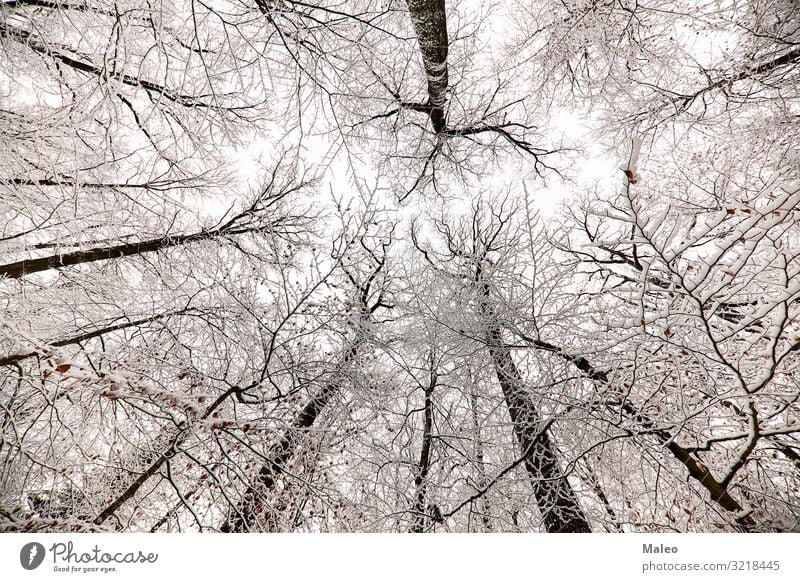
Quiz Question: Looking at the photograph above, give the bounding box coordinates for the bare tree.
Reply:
[219,200,395,531]
[3,0,798,534]
[410,197,592,532]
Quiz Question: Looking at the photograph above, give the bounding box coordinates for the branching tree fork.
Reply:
[412,201,592,532]
[220,211,395,532]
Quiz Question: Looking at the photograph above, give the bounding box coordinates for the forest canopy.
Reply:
[1,0,798,533]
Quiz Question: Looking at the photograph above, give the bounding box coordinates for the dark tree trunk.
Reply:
[0,232,203,279]
[93,385,241,526]
[218,243,389,532]
[219,382,339,532]
[0,213,269,279]
[411,356,437,532]
[406,0,449,133]
[470,260,590,533]
[219,337,366,533]
[484,319,592,532]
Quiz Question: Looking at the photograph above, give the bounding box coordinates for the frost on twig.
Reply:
[620,134,642,187]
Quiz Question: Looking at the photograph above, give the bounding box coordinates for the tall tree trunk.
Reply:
[411,353,437,532]
[219,338,364,532]
[219,236,390,532]
[469,383,493,531]
[93,384,241,526]
[0,197,276,279]
[484,321,592,532]
[479,281,591,532]
[406,0,449,133]
[219,381,340,532]
[0,233,198,279]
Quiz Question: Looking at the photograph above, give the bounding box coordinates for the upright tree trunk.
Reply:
[220,338,363,532]
[219,382,340,532]
[523,336,755,528]
[94,385,241,526]
[479,282,591,532]
[406,0,449,133]
[411,355,437,532]
[469,384,493,531]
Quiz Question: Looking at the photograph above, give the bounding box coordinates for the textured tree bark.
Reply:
[406,0,449,133]
[219,338,363,532]
[411,357,437,532]
[478,282,591,532]
[484,322,592,532]
[219,382,340,532]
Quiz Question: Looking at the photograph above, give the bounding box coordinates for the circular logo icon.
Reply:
[20,542,46,570]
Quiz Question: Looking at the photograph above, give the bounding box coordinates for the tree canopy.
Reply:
[1,0,798,533]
